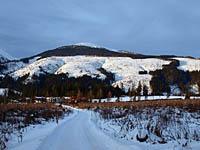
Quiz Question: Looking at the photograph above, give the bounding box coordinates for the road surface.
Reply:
[37,110,140,150]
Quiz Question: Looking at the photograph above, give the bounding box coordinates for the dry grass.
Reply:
[0,103,60,113]
[0,103,65,124]
[72,99,200,109]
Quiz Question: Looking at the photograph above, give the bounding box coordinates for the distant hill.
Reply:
[20,44,178,62]
[0,44,200,99]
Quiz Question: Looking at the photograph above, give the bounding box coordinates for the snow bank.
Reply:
[7,112,77,150]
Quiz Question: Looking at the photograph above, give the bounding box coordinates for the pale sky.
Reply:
[0,0,200,58]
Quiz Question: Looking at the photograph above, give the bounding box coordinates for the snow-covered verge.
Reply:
[5,107,200,150]
[7,111,76,150]
[92,107,200,150]
[0,104,72,150]
[6,109,138,150]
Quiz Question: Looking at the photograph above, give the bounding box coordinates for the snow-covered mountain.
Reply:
[1,44,200,94]
[0,55,8,63]
[12,56,170,92]
[0,49,14,63]
[74,42,103,48]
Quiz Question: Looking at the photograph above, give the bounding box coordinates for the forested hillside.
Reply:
[0,45,200,100]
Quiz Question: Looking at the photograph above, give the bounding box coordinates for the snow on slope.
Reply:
[13,57,65,80]
[0,55,8,63]
[55,56,106,79]
[74,42,102,48]
[73,43,118,52]
[174,57,200,71]
[103,58,170,91]
[12,56,170,91]
[3,57,40,75]
[0,49,14,61]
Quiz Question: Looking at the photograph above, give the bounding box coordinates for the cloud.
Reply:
[0,0,200,58]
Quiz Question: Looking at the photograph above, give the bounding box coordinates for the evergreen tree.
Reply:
[137,82,142,100]
[131,83,137,101]
[143,85,148,99]
[107,91,112,102]
[120,82,124,92]
[166,85,171,98]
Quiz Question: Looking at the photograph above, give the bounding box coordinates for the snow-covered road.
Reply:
[37,110,140,150]
[9,109,200,150]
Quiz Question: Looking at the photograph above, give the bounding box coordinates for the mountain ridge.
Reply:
[18,44,184,63]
